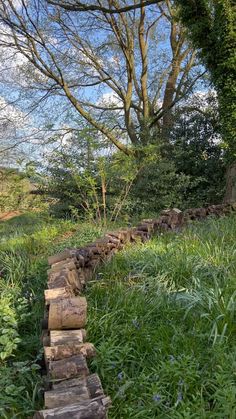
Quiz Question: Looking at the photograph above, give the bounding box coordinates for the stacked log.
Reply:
[34,256,111,418]
[35,202,236,417]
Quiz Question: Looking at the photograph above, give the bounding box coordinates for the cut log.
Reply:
[48,270,82,292]
[47,260,77,275]
[33,397,111,419]
[44,374,104,408]
[50,330,86,347]
[48,297,87,330]
[44,342,96,362]
[44,288,74,305]
[44,385,89,409]
[48,250,76,266]
[86,374,104,399]
[52,374,102,392]
[47,274,69,290]
[49,354,89,381]
[41,330,50,347]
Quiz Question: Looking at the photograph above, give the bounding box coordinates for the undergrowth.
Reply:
[87,215,236,418]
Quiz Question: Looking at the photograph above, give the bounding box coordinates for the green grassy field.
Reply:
[0,213,236,418]
[87,215,236,418]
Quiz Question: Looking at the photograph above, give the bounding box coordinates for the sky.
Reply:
[0,0,210,167]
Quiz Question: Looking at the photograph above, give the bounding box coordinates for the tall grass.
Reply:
[87,215,236,418]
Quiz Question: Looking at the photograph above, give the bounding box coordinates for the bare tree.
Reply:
[0,0,203,156]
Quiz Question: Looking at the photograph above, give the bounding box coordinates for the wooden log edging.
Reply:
[34,203,236,418]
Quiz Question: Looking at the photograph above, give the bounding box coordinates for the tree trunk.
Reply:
[223,163,236,203]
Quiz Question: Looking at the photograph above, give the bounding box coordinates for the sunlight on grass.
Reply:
[87,215,236,418]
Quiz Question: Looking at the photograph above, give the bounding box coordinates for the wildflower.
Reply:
[132,319,140,329]
[117,372,123,381]
[153,394,161,403]
[169,355,175,363]
[175,391,183,406]
[177,392,183,402]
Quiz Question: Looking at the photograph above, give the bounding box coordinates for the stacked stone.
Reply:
[34,203,235,418]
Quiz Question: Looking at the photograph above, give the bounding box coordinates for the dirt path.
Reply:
[0,211,22,221]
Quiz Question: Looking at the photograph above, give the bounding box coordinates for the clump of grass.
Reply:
[87,215,236,418]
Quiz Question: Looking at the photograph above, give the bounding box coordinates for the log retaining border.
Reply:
[34,203,236,418]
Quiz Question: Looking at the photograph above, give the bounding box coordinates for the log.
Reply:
[49,355,89,381]
[44,374,104,408]
[45,385,89,409]
[44,343,96,362]
[47,274,69,290]
[51,259,77,271]
[105,234,121,245]
[44,288,74,305]
[33,397,111,419]
[41,330,50,347]
[47,260,77,275]
[48,250,76,266]
[50,330,86,347]
[48,270,82,292]
[48,297,87,330]
[52,374,102,392]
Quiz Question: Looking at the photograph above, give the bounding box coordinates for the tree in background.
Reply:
[0,0,204,157]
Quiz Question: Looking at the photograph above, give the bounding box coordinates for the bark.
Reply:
[49,354,89,381]
[48,297,87,330]
[223,163,236,203]
[44,288,74,305]
[44,343,96,362]
[44,374,104,408]
[50,330,86,346]
[33,396,111,419]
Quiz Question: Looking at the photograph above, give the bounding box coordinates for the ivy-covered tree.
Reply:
[175,0,236,161]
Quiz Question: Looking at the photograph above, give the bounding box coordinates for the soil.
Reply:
[0,211,22,221]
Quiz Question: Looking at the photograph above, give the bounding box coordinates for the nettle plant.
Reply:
[0,297,21,361]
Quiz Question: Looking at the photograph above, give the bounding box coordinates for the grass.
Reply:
[87,215,236,418]
[1,212,236,418]
[0,212,105,418]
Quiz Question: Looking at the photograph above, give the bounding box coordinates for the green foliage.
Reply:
[45,132,139,222]
[87,214,236,418]
[46,104,225,220]
[0,168,45,213]
[176,0,236,159]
